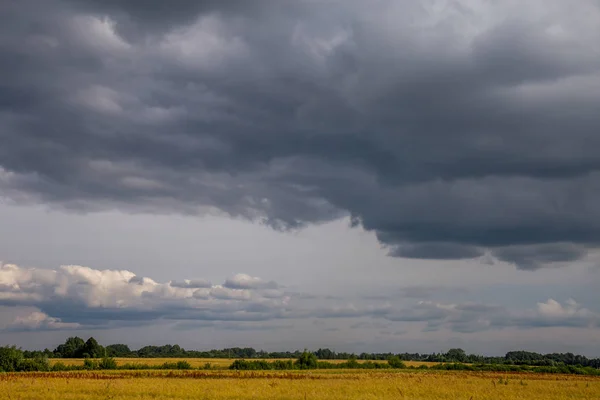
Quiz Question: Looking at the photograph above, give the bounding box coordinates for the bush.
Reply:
[160,361,192,370]
[229,359,250,370]
[176,361,192,370]
[18,358,50,372]
[52,362,69,372]
[388,356,406,369]
[0,346,24,372]
[272,360,294,370]
[295,351,318,370]
[98,357,118,370]
[229,359,274,370]
[83,358,99,370]
[344,356,359,369]
[359,361,389,369]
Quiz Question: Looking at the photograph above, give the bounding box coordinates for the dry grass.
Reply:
[1,369,599,399]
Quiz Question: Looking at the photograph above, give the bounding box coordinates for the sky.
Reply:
[1,0,600,357]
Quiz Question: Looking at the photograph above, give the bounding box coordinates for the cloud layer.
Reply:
[2,0,600,268]
[0,262,291,330]
[2,262,597,334]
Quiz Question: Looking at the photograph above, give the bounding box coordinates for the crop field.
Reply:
[48,357,436,369]
[1,369,599,399]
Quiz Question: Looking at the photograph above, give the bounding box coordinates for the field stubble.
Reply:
[1,369,599,399]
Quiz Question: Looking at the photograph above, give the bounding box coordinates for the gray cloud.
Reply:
[0,262,292,329]
[223,274,279,290]
[362,285,470,301]
[1,0,600,268]
[2,262,597,333]
[4,311,81,332]
[170,279,212,289]
[491,243,589,270]
[389,243,485,260]
[316,298,599,333]
[349,321,390,330]
[174,320,295,331]
[403,299,600,332]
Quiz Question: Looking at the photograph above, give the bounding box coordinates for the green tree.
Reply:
[295,350,318,369]
[82,337,105,358]
[106,344,132,357]
[98,357,118,370]
[54,336,85,358]
[388,356,406,369]
[445,348,467,363]
[0,346,24,372]
[346,355,360,368]
[315,348,335,359]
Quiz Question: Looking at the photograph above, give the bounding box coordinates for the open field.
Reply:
[49,358,436,369]
[1,370,599,399]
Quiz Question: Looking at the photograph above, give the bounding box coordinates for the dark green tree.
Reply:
[295,350,318,369]
[0,346,24,372]
[388,356,406,368]
[82,337,105,358]
[53,336,85,358]
[315,348,336,359]
[105,344,133,357]
[445,348,467,363]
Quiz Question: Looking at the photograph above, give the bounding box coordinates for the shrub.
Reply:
[98,357,118,370]
[388,356,406,369]
[295,351,318,370]
[272,360,294,370]
[229,359,249,370]
[0,346,24,372]
[52,362,69,372]
[345,356,359,369]
[360,361,389,369]
[176,361,192,370]
[18,358,50,372]
[229,359,274,370]
[317,361,335,369]
[159,361,192,370]
[83,358,99,370]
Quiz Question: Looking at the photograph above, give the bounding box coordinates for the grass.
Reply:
[1,369,599,399]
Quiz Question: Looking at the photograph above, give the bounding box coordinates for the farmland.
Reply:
[3,343,599,398]
[1,369,599,399]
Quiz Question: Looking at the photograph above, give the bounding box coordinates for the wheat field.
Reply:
[1,369,598,399]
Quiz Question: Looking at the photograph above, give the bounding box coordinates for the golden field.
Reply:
[0,370,599,399]
[48,357,435,369]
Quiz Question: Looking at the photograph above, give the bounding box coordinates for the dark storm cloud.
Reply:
[491,243,590,270]
[65,0,275,30]
[2,0,600,268]
[389,243,485,260]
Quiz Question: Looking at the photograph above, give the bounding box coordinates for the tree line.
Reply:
[15,336,600,369]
